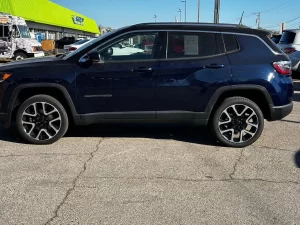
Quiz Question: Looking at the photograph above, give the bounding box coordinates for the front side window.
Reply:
[167,32,221,59]
[17,26,31,38]
[98,33,158,62]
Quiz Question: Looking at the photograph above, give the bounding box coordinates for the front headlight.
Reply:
[33,47,37,52]
[0,72,12,82]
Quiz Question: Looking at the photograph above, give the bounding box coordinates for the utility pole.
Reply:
[181,0,186,22]
[153,15,157,23]
[178,9,182,22]
[256,12,261,29]
[214,0,220,23]
[198,0,200,22]
[239,11,244,25]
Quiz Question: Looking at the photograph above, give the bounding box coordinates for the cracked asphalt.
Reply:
[1,82,300,225]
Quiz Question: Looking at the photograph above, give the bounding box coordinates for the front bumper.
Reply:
[28,52,45,58]
[269,102,293,121]
[0,113,9,128]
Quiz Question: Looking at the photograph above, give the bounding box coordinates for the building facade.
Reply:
[0,0,99,40]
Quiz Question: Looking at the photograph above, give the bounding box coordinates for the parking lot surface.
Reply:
[0,81,300,225]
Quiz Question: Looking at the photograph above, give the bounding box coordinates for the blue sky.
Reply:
[52,0,300,30]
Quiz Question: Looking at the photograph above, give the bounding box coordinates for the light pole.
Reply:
[198,0,200,22]
[153,15,157,22]
[178,9,181,22]
[181,0,186,22]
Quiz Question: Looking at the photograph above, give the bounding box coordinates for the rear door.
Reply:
[155,31,231,120]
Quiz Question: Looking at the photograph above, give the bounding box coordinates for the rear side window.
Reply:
[167,32,220,59]
[280,31,296,44]
[222,34,239,52]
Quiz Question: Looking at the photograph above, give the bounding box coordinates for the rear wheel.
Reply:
[14,52,27,61]
[16,95,69,145]
[211,97,264,148]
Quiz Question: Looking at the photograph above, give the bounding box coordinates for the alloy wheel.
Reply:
[21,102,62,141]
[218,104,259,143]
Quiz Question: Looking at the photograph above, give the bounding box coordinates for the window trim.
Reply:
[77,29,285,63]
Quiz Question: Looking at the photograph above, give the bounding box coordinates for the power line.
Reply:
[260,0,296,14]
[286,16,300,24]
[232,0,297,22]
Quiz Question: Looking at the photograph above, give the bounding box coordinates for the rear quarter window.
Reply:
[222,34,239,52]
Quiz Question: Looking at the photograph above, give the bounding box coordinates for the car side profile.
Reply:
[0,23,294,147]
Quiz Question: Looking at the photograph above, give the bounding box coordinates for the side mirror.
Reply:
[88,50,101,63]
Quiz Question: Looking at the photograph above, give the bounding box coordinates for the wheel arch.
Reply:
[8,83,79,127]
[13,49,28,57]
[207,85,274,121]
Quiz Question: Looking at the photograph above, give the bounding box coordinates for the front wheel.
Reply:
[14,52,27,61]
[211,97,264,148]
[16,95,69,144]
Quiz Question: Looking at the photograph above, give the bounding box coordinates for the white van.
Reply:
[0,12,44,60]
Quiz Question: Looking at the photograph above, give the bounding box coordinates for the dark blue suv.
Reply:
[0,23,293,147]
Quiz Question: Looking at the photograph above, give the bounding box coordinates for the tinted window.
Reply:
[271,36,281,44]
[0,26,10,38]
[167,32,220,58]
[280,31,296,44]
[223,34,239,52]
[98,33,158,62]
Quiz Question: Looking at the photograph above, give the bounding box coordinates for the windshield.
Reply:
[18,25,31,38]
[279,31,296,44]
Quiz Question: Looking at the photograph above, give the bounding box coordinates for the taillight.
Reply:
[283,47,296,54]
[69,47,77,51]
[273,61,292,75]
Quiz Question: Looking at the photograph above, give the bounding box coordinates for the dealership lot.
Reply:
[0,81,299,225]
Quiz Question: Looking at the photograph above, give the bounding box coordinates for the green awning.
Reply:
[0,0,100,34]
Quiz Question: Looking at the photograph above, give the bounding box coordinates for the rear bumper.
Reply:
[0,113,9,128]
[269,102,293,121]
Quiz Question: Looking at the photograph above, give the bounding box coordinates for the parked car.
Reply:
[64,39,95,53]
[289,51,300,72]
[112,43,145,55]
[0,23,293,147]
[55,36,76,49]
[271,34,282,44]
[278,29,300,54]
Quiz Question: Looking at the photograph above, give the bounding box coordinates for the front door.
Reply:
[76,32,162,120]
[155,31,232,120]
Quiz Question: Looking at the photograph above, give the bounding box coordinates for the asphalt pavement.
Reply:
[0,82,300,225]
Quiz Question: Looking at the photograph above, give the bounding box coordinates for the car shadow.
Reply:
[0,123,220,147]
[65,123,220,146]
[294,150,300,168]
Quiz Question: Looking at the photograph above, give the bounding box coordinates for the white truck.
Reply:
[0,12,44,60]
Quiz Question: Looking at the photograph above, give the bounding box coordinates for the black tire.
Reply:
[16,95,69,145]
[14,52,27,61]
[211,97,264,148]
